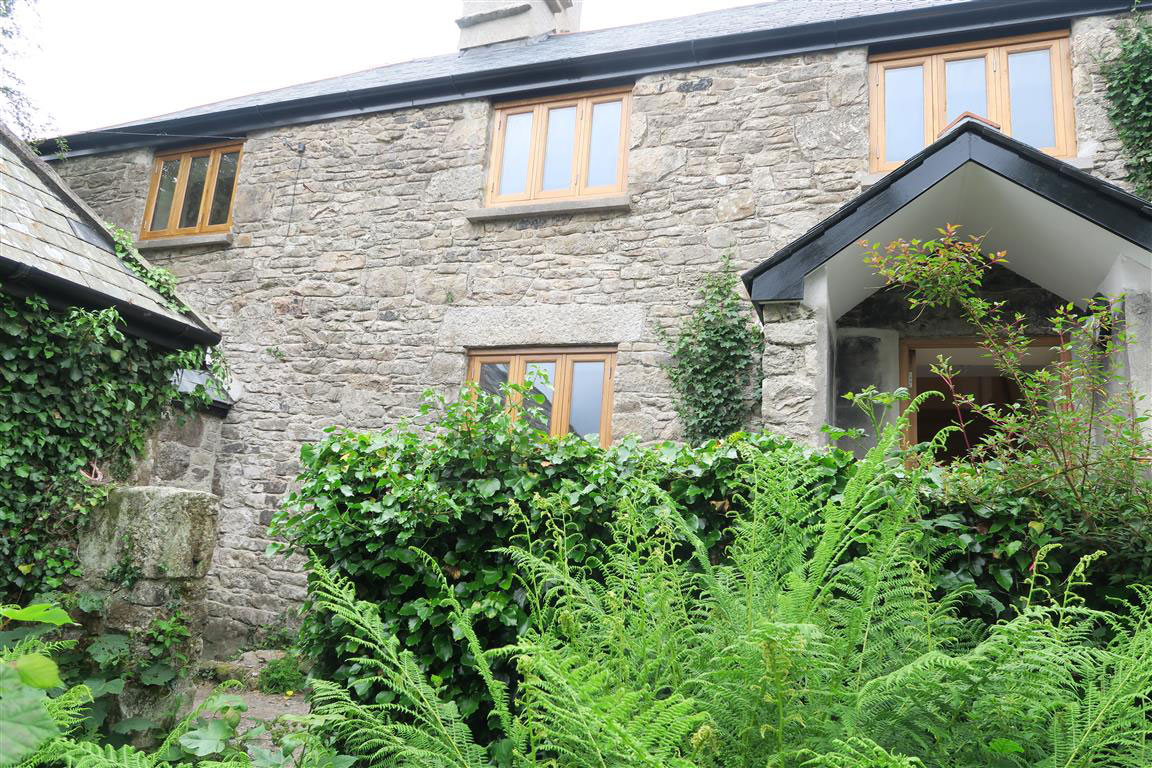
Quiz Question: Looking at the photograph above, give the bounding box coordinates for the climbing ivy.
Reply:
[0,245,222,600]
[663,257,763,443]
[1103,8,1152,198]
[106,224,186,312]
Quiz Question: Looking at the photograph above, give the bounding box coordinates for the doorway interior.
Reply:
[899,338,1060,460]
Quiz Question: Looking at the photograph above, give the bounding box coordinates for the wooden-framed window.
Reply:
[465,347,616,447]
[141,142,242,239]
[485,88,630,206]
[868,32,1075,171]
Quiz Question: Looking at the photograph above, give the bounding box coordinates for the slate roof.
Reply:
[109,0,966,126]
[0,123,220,348]
[51,0,1138,157]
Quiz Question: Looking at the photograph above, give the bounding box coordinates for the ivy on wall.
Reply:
[0,234,222,600]
[663,257,763,444]
[1104,9,1152,198]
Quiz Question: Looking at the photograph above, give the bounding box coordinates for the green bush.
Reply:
[304,421,1152,767]
[269,384,853,730]
[864,224,1152,619]
[258,654,308,695]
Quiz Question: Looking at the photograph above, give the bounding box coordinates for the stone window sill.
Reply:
[465,195,631,222]
[136,232,233,251]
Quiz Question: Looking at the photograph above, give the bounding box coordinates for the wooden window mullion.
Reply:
[166,154,192,233]
[571,99,590,196]
[526,104,547,200]
[196,150,223,231]
[552,354,572,440]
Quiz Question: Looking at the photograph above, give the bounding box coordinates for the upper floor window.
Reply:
[485,88,630,206]
[466,347,616,447]
[142,143,242,239]
[868,32,1074,171]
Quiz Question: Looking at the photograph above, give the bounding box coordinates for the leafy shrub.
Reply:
[663,256,763,443]
[2,603,348,768]
[270,383,852,730]
[304,422,1152,767]
[864,225,1152,617]
[258,654,308,695]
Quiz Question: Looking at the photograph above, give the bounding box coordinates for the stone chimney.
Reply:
[457,0,581,50]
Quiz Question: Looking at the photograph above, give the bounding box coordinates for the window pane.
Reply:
[207,151,239,226]
[541,106,577,191]
[477,362,509,398]
[945,56,987,123]
[498,111,533,196]
[1009,49,1056,147]
[884,64,925,163]
[149,159,181,231]
[567,361,605,442]
[178,155,211,229]
[586,100,622,187]
[523,361,556,432]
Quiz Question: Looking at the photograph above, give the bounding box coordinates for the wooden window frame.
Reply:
[485,87,631,206]
[897,336,1064,445]
[141,142,243,240]
[465,346,616,447]
[869,31,1075,172]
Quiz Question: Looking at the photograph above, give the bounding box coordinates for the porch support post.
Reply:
[757,268,831,445]
[1097,255,1152,441]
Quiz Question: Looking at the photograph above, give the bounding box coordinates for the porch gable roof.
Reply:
[742,121,1152,306]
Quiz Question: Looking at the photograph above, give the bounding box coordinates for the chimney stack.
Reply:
[457,0,581,50]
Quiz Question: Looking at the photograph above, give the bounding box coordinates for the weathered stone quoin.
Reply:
[50,8,1138,653]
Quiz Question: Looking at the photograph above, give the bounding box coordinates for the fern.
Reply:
[297,421,1152,767]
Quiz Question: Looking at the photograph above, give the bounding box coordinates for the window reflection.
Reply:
[523,362,557,431]
[884,64,924,163]
[568,360,605,441]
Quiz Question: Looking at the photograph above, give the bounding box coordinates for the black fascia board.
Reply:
[742,123,1152,304]
[39,0,1137,158]
[0,257,222,350]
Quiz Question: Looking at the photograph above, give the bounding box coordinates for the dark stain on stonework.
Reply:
[677,77,713,93]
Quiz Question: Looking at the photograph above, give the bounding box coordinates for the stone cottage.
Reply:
[41,0,1152,651]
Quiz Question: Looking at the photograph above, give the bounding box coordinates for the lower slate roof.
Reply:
[0,123,220,349]
[42,0,1138,158]
[741,120,1152,304]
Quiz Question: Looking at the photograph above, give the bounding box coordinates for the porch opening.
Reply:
[900,339,1059,460]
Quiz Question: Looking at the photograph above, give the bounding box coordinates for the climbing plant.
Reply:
[663,257,763,443]
[0,233,223,601]
[1104,7,1152,198]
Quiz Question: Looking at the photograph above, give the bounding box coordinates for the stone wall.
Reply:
[52,14,1132,652]
[76,487,218,734]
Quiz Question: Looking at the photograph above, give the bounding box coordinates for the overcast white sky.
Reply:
[9,0,765,135]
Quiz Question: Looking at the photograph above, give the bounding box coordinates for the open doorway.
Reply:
[900,338,1060,461]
